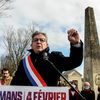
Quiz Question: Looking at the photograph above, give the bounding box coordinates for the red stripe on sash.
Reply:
[28,55,47,86]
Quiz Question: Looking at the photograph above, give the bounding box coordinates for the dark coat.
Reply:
[69,88,81,100]
[81,89,95,100]
[97,93,100,100]
[11,42,83,86]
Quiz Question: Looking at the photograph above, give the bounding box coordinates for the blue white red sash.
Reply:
[22,53,47,86]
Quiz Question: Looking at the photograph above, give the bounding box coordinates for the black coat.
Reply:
[11,42,83,86]
[97,93,100,100]
[81,89,95,100]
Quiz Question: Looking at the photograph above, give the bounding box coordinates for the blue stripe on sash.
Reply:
[23,58,38,86]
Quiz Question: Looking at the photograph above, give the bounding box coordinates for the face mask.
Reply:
[71,85,76,91]
[72,85,76,88]
[84,86,90,90]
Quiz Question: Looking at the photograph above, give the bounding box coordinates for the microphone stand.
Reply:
[46,59,86,100]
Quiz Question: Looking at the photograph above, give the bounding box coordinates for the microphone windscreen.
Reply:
[43,52,48,60]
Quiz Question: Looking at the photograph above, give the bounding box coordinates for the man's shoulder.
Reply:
[51,51,62,54]
[50,51,64,57]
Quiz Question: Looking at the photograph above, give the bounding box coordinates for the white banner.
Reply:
[0,86,69,100]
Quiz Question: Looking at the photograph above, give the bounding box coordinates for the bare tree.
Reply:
[0,0,12,16]
[1,27,33,74]
[1,23,43,74]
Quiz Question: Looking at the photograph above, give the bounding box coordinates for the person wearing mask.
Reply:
[0,68,12,85]
[11,28,83,86]
[81,82,95,100]
[69,82,80,100]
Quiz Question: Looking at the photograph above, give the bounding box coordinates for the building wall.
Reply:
[68,71,82,91]
[60,70,82,91]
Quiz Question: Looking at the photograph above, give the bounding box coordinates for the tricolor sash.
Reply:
[22,53,47,86]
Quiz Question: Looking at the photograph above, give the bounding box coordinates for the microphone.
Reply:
[43,52,49,60]
[43,52,86,100]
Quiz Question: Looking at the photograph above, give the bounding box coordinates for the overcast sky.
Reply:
[0,0,100,75]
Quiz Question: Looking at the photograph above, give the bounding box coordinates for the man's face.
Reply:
[32,34,48,53]
[2,70,10,79]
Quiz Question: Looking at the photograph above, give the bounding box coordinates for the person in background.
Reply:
[81,82,95,100]
[69,81,81,100]
[11,28,83,86]
[97,86,100,100]
[0,68,12,85]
